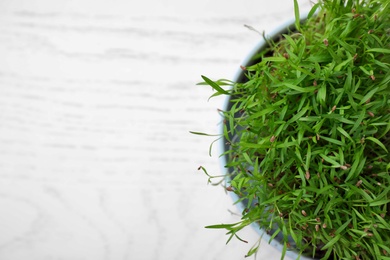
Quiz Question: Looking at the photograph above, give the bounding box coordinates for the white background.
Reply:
[0,0,313,259]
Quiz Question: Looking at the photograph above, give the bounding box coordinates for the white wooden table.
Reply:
[0,0,312,259]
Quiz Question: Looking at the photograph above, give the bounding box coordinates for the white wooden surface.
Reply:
[0,1,312,259]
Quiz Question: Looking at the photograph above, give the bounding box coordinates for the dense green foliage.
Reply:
[197,0,390,259]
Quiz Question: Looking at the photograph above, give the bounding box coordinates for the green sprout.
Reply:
[195,0,390,259]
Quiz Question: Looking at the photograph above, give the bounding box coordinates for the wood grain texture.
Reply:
[0,0,312,259]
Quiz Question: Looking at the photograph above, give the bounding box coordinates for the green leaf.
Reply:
[201,75,229,95]
[283,34,297,51]
[287,103,309,123]
[281,241,288,260]
[346,146,365,181]
[369,199,390,207]
[205,223,236,229]
[320,136,344,146]
[262,57,287,62]
[189,131,220,136]
[359,87,379,105]
[352,208,368,222]
[365,136,388,153]
[320,154,341,167]
[282,83,317,93]
[245,241,261,257]
[335,116,355,125]
[317,84,327,105]
[299,116,321,122]
[234,233,248,244]
[335,219,351,235]
[293,0,301,31]
[359,66,372,76]
[334,56,354,72]
[336,127,354,144]
[306,54,331,63]
[367,48,390,54]
[349,111,365,134]
[305,143,311,169]
[260,194,285,205]
[242,152,252,165]
[275,140,298,148]
[248,107,276,119]
[307,3,320,19]
[321,234,341,250]
[315,185,333,196]
[374,213,390,229]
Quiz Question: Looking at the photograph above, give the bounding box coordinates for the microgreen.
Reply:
[195,0,390,259]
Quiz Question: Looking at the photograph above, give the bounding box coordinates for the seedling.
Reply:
[195,0,390,259]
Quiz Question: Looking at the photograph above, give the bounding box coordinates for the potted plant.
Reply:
[193,0,390,259]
